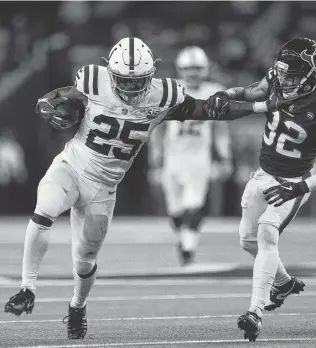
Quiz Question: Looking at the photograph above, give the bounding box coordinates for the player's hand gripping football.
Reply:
[263,181,309,207]
[206,92,230,120]
[35,93,78,130]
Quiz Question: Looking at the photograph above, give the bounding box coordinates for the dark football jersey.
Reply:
[259,88,316,177]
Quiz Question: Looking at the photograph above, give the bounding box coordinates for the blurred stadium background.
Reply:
[0,2,316,347]
[1,0,316,217]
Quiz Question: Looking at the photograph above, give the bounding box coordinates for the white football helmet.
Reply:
[106,37,157,105]
[175,46,209,87]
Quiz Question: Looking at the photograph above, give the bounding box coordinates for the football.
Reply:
[53,100,79,129]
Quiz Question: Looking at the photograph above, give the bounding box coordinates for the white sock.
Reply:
[21,220,51,292]
[70,265,98,308]
[274,260,291,287]
[180,228,199,251]
[249,249,280,316]
[243,241,291,288]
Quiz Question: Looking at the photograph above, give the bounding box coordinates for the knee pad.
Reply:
[73,259,96,276]
[257,223,279,250]
[31,213,54,228]
[183,208,204,230]
[72,242,100,268]
[240,239,258,256]
[82,214,109,244]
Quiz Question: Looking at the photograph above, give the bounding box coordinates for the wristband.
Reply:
[252,101,268,113]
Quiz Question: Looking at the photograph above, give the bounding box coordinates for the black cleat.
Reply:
[264,277,305,311]
[237,311,262,342]
[63,304,87,339]
[4,288,35,316]
[177,243,194,266]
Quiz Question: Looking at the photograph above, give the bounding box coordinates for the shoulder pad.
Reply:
[154,78,186,109]
[74,64,108,96]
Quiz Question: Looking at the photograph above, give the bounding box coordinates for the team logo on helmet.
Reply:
[300,49,316,69]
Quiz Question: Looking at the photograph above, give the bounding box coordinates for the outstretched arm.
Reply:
[165,94,261,122]
[225,76,269,102]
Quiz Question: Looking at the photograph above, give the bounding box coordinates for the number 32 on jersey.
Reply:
[263,111,307,159]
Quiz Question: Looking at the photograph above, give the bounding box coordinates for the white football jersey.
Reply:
[163,81,225,167]
[62,64,185,186]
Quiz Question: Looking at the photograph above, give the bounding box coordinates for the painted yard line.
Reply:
[1,312,315,324]
[0,278,255,287]
[2,278,316,288]
[8,337,316,348]
[1,292,316,304]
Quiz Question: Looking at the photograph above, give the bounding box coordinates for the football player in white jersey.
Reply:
[149,46,232,265]
[4,37,263,339]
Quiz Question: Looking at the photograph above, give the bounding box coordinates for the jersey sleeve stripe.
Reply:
[92,65,99,95]
[169,79,178,108]
[159,78,168,107]
[83,65,90,94]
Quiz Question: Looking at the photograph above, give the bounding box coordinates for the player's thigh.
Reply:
[71,184,116,264]
[182,174,209,210]
[35,155,79,219]
[239,176,267,242]
[161,168,183,216]
[259,191,311,233]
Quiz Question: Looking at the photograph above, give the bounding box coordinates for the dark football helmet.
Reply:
[272,37,316,100]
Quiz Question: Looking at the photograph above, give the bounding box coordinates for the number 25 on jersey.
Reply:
[86,114,149,161]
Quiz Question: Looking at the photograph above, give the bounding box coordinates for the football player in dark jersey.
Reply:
[208,37,316,341]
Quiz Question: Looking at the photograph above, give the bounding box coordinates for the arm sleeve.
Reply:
[164,95,208,121]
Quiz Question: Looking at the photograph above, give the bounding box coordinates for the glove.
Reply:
[35,95,78,130]
[205,92,230,120]
[263,181,309,207]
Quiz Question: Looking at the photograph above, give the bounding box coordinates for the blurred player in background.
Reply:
[148,46,232,266]
[4,37,257,340]
[208,37,316,342]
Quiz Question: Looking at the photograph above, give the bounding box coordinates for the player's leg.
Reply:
[179,174,209,265]
[237,171,274,341]
[64,184,115,339]
[161,169,184,232]
[5,156,79,316]
[238,171,293,301]
[262,191,309,311]
[161,169,188,264]
[239,175,310,340]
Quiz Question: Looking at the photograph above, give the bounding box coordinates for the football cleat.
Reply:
[237,311,262,342]
[4,288,35,316]
[63,304,88,339]
[177,243,194,266]
[264,276,305,311]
